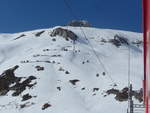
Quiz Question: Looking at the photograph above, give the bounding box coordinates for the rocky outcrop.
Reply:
[10,75,37,96]
[14,34,26,40]
[67,20,91,27]
[109,35,129,47]
[42,103,51,110]
[69,79,80,85]
[0,65,20,95]
[106,87,143,102]
[50,27,78,41]
[0,65,37,96]
[35,31,45,37]
[22,93,32,101]
[35,66,44,71]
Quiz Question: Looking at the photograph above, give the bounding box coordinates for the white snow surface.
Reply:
[0,26,143,113]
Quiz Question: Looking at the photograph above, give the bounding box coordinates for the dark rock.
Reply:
[93,93,96,96]
[35,31,45,37]
[43,49,50,52]
[132,40,143,47]
[58,67,65,71]
[106,88,128,101]
[57,87,61,91]
[132,88,143,102]
[69,79,80,85]
[102,72,106,76]
[28,76,36,80]
[0,65,19,95]
[65,71,70,74]
[20,103,26,109]
[45,61,51,63]
[52,38,56,41]
[109,35,129,47]
[96,73,99,77]
[10,76,37,96]
[93,88,99,92]
[106,88,119,95]
[51,54,61,57]
[86,60,89,63]
[115,92,128,101]
[122,87,128,92]
[81,87,85,90]
[0,66,37,98]
[109,39,121,47]
[67,20,91,27]
[106,87,143,102]
[50,27,78,41]
[52,61,55,63]
[62,48,68,51]
[114,35,129,45]
[20,102,35,109]
[0,89,9,96]
[14,34,26,40]
[35,66,44,71]
[42,103,51,110]
[22,94,32,101]
[113,83,118,87]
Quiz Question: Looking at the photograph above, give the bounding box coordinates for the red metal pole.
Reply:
[143,0,150,113]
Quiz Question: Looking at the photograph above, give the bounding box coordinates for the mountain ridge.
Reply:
[0,26,143,113]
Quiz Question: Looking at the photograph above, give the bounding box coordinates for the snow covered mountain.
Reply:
[0,26,143,113]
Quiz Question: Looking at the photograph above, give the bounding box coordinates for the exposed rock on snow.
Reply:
[0,66,37,96]
[10,76,37,96]
[20,102,35,109]
[106,87,143,102]
[35,31,45,37]
[65,71,70,74]
[0,65,20,95]
[35,66,44,71]
[56,87,61,91]
[93,88,99,92]
[69,79,80,85]
[14,34,26,40]
[109,34,129,47]
[22,93,32,101]
[132,40,143,47]
[42,103,51,110]
[50,27,78,41]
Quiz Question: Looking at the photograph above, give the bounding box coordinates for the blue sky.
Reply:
[0,0,142,33]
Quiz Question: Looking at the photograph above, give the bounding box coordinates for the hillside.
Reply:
[0,26,143,113]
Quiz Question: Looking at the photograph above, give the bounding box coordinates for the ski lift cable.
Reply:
[63,0,116,86]
[63,0,117,86]
[63,0,76,54]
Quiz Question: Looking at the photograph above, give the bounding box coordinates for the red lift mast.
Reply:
[143,0,150,113]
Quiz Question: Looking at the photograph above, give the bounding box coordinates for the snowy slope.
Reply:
[0,26,143,113]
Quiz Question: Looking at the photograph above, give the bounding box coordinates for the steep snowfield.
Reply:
[0,26,143,113]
